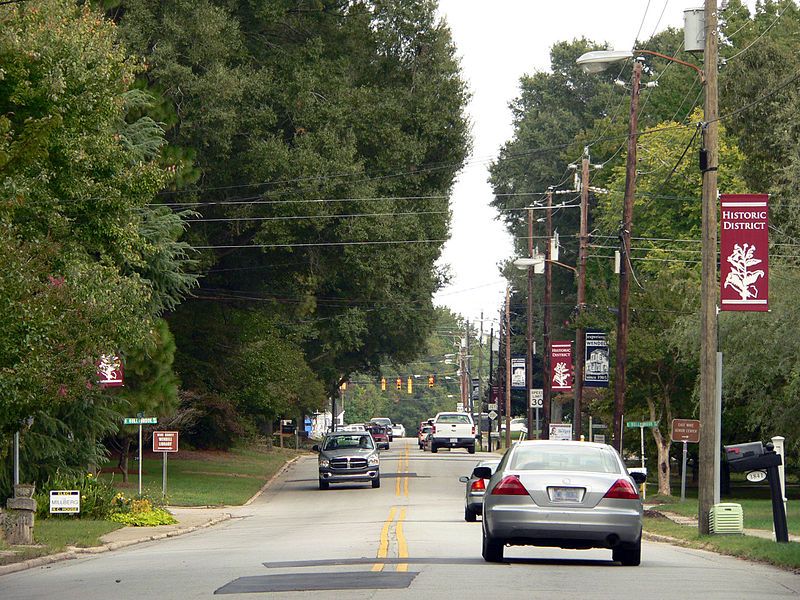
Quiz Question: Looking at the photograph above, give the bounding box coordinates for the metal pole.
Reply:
[681,441,688,502]
[138,423,143,497]
[767,464,789,543]
[466,319,472,417]
[488,326,494,452]
[640,426,645,469]
[13,431,19,486]
[542,189,553,440]
[527,207,535,439]
[505,286,512,449]
[772,436,787,519]
[613,59,641,453]
[574,151,590,441]
[478,312,484,448]
[162,451,167,497]
[699,0,720,535]
[589,416,593,443]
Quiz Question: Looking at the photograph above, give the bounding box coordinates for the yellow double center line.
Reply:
[372,506,408,572]
[373,446,411,572]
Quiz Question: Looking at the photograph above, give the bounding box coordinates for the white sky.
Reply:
[432,0,751,324]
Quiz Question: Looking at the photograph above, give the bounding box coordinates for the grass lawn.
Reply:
[100,446,303,506]
[0,519,123,567]
[644,514,800,570]
[655,498,800,535]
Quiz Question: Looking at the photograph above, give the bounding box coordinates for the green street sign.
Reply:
[626,420,659,428]
[123,417,157,425]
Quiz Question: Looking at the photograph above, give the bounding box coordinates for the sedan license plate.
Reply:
[548,487,584,503]
[450,438,458,443]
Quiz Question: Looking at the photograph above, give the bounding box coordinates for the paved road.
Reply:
[4,438,800,599]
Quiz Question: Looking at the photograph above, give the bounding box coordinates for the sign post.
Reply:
[671,419,701,502]
[153,431,179,497]
[626,420,659,500]
[124,415,157,496]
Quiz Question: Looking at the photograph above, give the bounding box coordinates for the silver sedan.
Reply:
[477,440,645,565]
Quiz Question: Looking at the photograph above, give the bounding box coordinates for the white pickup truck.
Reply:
[430,412,476,454]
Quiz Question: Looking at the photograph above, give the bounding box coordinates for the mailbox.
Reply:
[724,441,781,473]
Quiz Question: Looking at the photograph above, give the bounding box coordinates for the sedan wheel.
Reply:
[612,537,641,566]
[481,527,504,562]
[464,506,477,522]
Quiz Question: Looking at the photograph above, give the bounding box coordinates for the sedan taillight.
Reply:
[432,425,436,434]
[491,475,528,495]
[470,478,486,491]
[603,479,640,500]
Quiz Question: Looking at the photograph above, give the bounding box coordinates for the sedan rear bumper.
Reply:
[484,503,642,548]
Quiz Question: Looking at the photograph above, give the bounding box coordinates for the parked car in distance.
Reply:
[340,423,366,432]
[479,440,645,565]
[391,423,406,438]
[418,425,432,449]
[365,422,390,450]
[370,417,394,441]
[313,431,380,490]
[430,412,476,454]
[459,459,500,522]
[500,417,528,436]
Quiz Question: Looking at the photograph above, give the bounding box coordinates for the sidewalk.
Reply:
[647,507,800,542]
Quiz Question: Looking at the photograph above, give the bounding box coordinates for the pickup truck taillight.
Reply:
[471,425,476,435]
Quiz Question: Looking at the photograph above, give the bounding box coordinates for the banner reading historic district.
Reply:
[720,194,769,311]
[550,341,573,392]
[584,329,609,388]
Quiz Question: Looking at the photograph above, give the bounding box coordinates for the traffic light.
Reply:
[396,378,402,390]
[381,377,386,391]
[407,376,413,394]
[428,375,435,388]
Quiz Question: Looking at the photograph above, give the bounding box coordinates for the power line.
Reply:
[725,2,792,62]
[193,238,448,249]
[186,210,448,223]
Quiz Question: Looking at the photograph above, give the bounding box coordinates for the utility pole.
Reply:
[574,149,590,441]
[698,0,720,536]
[505,286,512,449]
[488,325,494,452]
[526,207,535,439]
[466,319,472,416]
[613,58,642,453]
[478,312,484,448]
[542,188,553,440]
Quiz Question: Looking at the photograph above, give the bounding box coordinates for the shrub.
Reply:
[108,496,176,526]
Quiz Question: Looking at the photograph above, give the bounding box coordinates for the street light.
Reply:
[577,0,718,535]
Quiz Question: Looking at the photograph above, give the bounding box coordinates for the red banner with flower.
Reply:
[97,354,124,387]
[550,341,573,392]
[720,194,769,312]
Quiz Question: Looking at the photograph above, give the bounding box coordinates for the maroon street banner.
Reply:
[720,194,769,311]
[551,341,573,392]
[97,354,124,387]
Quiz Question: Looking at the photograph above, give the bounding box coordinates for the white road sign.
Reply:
[488,410,498,421]
[529,388,543,408]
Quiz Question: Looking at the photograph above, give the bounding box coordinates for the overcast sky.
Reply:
[432,0,751,326]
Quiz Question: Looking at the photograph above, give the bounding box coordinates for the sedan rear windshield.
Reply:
[510,446,620,473]
[323,435,374,450]
[436,414,472,424]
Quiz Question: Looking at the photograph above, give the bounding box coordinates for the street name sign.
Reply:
[626,420,659,428]
[124,417,157,425]
[671,419,701,443]
[50,490,80,514]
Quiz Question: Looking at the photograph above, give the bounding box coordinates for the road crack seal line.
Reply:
[396,507,409,572]
[372,506,397,572]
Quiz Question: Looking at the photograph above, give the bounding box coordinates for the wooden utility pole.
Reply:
[505,286,512,449]
[574,150,590,441]
[542,189,553,439]
[613,59,642,453]
[478,312,484,448]
[698,0,720,536]
[526,207,535,439]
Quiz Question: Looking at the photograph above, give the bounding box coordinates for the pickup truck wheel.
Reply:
[468,445,476,454]
[481,528,503,562]
[465,506,477,522]
[372,477,381,489]
[430,444,438,453]
[318,479,329,490]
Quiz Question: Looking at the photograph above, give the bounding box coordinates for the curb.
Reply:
[0,454,301,577]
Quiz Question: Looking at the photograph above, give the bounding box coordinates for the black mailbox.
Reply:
[724,441,780,473]
[723,440,788,542]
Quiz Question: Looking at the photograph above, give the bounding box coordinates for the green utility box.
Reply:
[709,503,744,534]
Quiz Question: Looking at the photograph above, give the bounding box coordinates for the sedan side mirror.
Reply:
[629,469,647,485]
[472,466,493,479]
[458,476,470,483]
[312,444,320,452]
